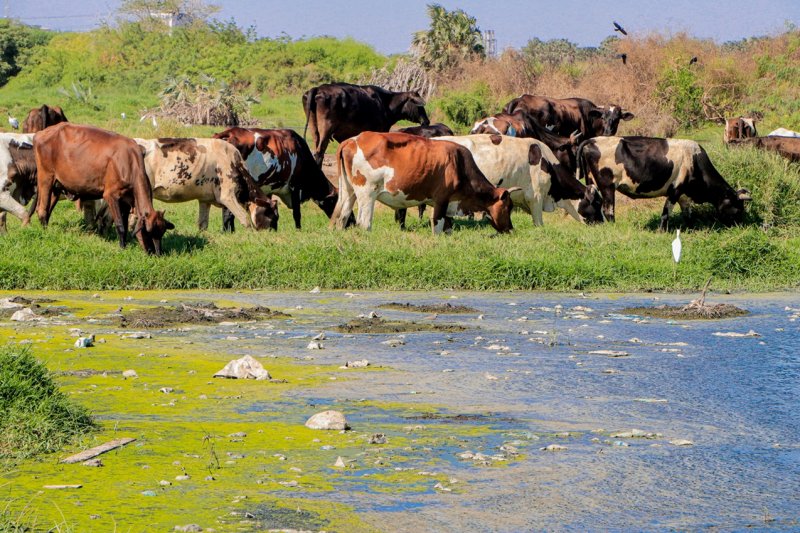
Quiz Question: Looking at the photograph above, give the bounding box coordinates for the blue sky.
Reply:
[6,0,798,54]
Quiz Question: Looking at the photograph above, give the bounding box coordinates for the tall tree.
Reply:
[411,4,484,72]
[118,0,220,27]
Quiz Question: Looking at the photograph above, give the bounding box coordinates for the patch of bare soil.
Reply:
[120,302,289,328]
[378,302,479,314]
[621,303,748,320]
[334,317,468,334]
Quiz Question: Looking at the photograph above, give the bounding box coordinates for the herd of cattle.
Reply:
[1,82,799,254]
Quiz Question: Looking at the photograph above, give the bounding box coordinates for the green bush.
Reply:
[657,64,703,128]
[0,345,95,464]
[0,19,53,86]
[435,82,492,129]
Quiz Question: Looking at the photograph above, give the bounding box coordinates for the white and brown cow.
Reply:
[135,137,278,231]
[430,134,602,226]
[0,133,37,231]
[213,127,338,229]
[332,131,516,234]
[577,136,751,230]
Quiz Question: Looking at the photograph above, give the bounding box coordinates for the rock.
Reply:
[159,480,172,486]
[213,355,271,380]
[309,286,321,294]
[122,332,152,339]
[279,480,298,487]
[141,490,157,496]
[305,410,349,430]
[669,439,694,446]
[159,387,174,394]
[381,338,405,347]
[343,359,369,368]
[613,441,629,447]
[333,456,346,468]
[204,476,215,481]
[122,369,138,379]
[228,432,247,438]
[589,350,630,357]
[306,341,324,350]
[82,459,103,467]
[74,335,95,348]
[369,433,387,444]
[175,474,190,481]
[434,482,452,492]
[173,525,202,532]
[611,429,660,439]
[312,332,326,341]
[540,444,567,452]
[10,308,40,322]
[0,298,23,310]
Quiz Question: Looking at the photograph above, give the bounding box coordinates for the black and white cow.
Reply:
[577,136,751,230]
[0,133,37,231]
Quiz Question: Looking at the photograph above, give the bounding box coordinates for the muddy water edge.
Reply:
[1,290,798,532]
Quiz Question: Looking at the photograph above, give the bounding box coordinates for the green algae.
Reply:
[1,290,528,532]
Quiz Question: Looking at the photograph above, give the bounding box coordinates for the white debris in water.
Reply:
[669,439,694,446]
[589,350,630,357]
[712,330,761,338]
[382,338,405,347]
[611,429,661,439]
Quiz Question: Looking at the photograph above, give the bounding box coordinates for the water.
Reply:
[226,290,800,531]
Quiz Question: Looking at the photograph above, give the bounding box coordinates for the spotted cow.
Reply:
[723,117,757,144]
[0,133,36,231]
[577,136,751,230]
[331,132,517,235]
[135,137,278,231]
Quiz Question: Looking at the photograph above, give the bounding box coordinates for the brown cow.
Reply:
[213,127,339,229]
[723,117,757,144]
[331,131,516,235]
[503,95,633,138]
[34,123,174,254]
[729,136,800,162]
[22,104,68,133]
[303,83,429,165]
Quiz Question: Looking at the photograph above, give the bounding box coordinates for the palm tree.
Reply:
[411,3,485,72]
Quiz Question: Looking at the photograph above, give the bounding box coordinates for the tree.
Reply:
[411,3,484,72]
[0,20,53,87]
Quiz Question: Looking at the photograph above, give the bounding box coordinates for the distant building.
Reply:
[151,11,193,30]
[483,30,497,58]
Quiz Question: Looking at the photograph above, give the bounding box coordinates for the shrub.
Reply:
[435,81,491,129]
[0,345,95,464]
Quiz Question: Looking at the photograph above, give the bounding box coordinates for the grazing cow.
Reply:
[331,131,516,235]
[503,95,633,138]
[723,117,757,144]
[729,136,800,163]
[395,123,454,138]
[303,83,430,165]
[213,127,339,229]
[34,123,174,254]
[135,137,278,231]
[22,104,68,133]
[0,133,37,231]
[428,134,602,226]
[577,136,751,230]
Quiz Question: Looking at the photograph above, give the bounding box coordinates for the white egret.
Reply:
[8,116,19,130]
[672,229,682,263]
[121,112,126,119]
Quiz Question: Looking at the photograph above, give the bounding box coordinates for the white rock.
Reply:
[309,286,321,294]
[540,444,567,452]
[0,298,23,310]
[305,410,349,430]
[344,359,369,368]
[669,439,694,446]
[74,336,94,348]
[10,308,40,322]
[213,355,271,380]
[712,330,761,338]
[306,341,324,350]
[589,350,630,357]
[159,387,174,394]
[312,332,326,341]
[333,456,346,468]
[381,338,405,347]
[122,369,138,379]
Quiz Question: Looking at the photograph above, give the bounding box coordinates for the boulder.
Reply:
[213,355,271,380]
[305,410,349,430]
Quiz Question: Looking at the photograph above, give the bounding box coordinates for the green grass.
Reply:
[0,345,96,465]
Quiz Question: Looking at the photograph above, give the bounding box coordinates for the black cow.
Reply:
[395,123,454,138]
[577,136,751,230]
[302,83,430,165]
[503,95,633,139]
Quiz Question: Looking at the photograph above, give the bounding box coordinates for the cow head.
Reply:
[314,189,340,218]
[723,117,758,144]
[589,106,634,136]
[399,91,430,126]
[248,195,279,231]
[717,188,751,224]
[134,210,174,255]
[485,187,518,233]
[577,184,605,223]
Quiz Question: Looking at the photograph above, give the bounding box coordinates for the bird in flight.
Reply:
[613,21,628,35]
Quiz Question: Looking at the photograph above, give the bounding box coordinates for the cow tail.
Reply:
[303,87,317,141]
[577,140,591,187]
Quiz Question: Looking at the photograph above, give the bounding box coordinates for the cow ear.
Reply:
[588,108,603,119]
[528,144,542,165]
[622,112,635,121]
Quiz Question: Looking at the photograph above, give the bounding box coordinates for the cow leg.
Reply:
[678,195,693,222]
[103,195,127,248]
[197,202,211,231]
[354,188,376,230]
[659,187,682,232]
[221,207,236,232]
[395,208,408,230]
[431,202,449,235]
[291,188,303,229]
[417,205,426,220]
[82,200,97,231]
[34,171,57,228]
[314,135,331,167]
[0,192,29,227]
[118,202,131,245]
[526,192,544,226]
[557,199,584,223]
[218,190,253,229]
